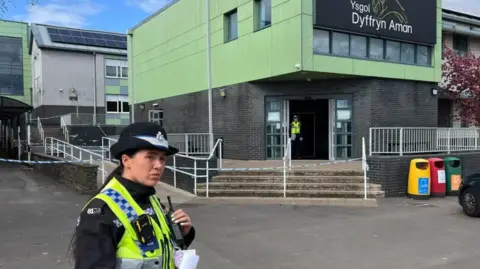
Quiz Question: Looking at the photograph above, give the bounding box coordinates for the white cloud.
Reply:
[11,0,103,28]
[128,0,171,14]
[443,0,480,17]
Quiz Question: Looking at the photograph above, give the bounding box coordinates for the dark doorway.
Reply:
[438,99,453,127]
[289,99,329,160]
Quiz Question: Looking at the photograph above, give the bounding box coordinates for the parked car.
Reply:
[459,173,480,217]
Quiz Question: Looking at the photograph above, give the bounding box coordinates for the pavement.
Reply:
[0,163,479,269]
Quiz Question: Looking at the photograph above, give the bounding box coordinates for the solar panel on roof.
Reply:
[46,26,127,50]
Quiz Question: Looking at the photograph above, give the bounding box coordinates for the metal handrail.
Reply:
[282,139,291,198]
[44,137,107,184]
[60,117,69,143]
[37,117,44,146]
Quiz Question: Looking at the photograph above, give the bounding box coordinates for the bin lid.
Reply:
[444,157,460,161]
[410,158,429,164]
[428,157,443,162]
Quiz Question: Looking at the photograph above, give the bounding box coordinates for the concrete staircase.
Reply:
[31,126,65,145]
[197,169,384,199]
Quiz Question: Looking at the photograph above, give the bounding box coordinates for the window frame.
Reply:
[105,59,128,79]
[224,9,238,43]
[254,0,272,31]
[313,28,433,67]
[105,94,129,114]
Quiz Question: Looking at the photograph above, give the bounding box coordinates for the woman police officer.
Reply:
[70,122,196,269]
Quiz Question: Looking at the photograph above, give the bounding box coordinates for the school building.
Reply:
[127,0,443,161]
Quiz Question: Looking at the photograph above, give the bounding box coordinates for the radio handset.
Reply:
[166,196,185,249]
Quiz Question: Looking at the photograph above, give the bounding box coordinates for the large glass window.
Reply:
[332,32,350,56]
[350,35,367,58]
[255,0,271,30]
[453,34,468,56]
[0,37,23,95]
[313,29,432,66]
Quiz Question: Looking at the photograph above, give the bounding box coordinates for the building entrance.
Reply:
[265,97,353,160]
[289,99,329,159]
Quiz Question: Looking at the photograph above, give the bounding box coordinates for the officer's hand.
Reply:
[171,209,192,235]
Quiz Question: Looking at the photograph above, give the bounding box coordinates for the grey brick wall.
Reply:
[134,77,438,160]
[368,152,480,197]
[162,156,218,194]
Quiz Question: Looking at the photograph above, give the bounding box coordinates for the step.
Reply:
[196,189,385,198]
[211,175,367,184]
[197,182,382,191]
[218,169,364,177]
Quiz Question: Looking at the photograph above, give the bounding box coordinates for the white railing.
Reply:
[37,117,44,146]
[60,117,69,143]
[282,138,292,198]
[100,136,223,197]
[168,133,211,155]
[61,113,130,126]
[369,127,480,155]
[44,137,108,184]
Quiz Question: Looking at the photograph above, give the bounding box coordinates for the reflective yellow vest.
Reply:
[291,121,301,134]
[87,177,176,269]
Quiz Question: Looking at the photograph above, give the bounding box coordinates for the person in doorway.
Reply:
[69,122,196,269]
[291,114,303,159]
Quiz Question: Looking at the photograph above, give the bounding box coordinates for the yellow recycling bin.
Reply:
[408,158,431,200]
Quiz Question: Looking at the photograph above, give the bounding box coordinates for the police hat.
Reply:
[110,122,179,160]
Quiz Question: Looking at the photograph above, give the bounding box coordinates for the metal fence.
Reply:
[61,113,130,126]
[369,127,480,155]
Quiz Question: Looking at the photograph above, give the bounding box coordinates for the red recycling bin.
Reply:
[428,158,446,197]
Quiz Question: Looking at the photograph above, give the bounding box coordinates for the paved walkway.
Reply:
[0,163,479,269]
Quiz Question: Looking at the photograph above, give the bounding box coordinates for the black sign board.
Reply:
[313,0,437,45]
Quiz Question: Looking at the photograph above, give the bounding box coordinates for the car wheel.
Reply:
[461,189,480,217]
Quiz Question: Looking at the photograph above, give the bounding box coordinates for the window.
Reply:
[255,0,271,30]
[332,32,349,56]
[225,10,238,42]
[400,43,415,64]
[313,30,329,54]
[453,34,468,56]
[385,41,401,62]
[350,35,367,58]
[417,45,431,65]
[105,59,128,78]
[106,95,129,113]
[0,36,23,95]
[313,29,432,66]
[149,110,164,126]
[369,38,384,60]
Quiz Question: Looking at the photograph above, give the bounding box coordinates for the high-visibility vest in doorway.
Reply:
[291,121,301,134]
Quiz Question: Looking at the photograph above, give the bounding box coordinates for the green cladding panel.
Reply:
[0,20,32,106]
[130,0,442,103]
[130,0,303,103]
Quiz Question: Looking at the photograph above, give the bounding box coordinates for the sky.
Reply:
[0,0,479,34]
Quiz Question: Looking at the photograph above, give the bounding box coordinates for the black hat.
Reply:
[110,122,179,160]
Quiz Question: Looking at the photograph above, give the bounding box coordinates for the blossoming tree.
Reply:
[441,47,480,126]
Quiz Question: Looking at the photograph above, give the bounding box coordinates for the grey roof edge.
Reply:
[36,44,127,56]
[128,0,180,34]
[442,8,480,22]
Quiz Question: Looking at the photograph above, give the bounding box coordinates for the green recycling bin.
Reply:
[444,157,462,196]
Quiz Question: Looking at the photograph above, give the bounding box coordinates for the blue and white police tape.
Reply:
[0,158,85,164]
[168,158,363,171]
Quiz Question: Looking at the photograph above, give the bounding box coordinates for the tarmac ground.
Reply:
[0,163,478,269]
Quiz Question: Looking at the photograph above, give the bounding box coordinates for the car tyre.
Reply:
[461,189,480,217]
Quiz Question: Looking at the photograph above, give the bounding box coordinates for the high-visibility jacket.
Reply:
[291,121,301,134]
[88,177,176,269]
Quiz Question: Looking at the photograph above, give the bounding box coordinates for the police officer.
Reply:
[291,114,302,159]
[70,122,196,269]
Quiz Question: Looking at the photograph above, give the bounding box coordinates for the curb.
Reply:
[186,197,378,207]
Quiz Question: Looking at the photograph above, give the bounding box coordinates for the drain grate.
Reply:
[411,202,439,208]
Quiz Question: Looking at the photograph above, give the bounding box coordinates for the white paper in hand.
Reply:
[175,249,199,269]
